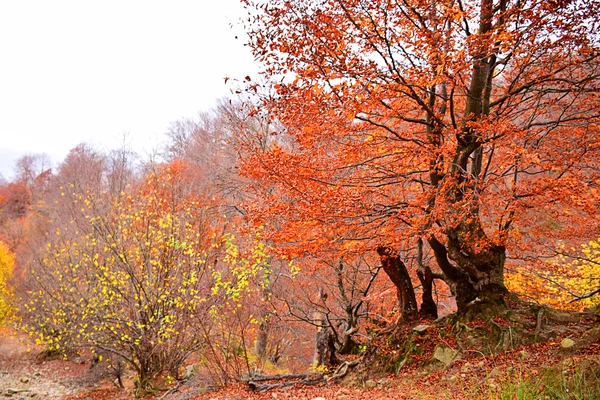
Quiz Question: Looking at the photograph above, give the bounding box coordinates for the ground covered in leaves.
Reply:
[1,301,599,399]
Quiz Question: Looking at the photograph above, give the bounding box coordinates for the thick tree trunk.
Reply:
[416,239,438,319]
[417,267,438,319]
[314,325,338,367]
[338,331,358,355]
[429,225,508,314]
[377,247,418,320]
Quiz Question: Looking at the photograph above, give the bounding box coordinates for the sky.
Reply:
[0,0,258,180]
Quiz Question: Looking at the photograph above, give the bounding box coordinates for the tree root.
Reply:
[328,358,361,382]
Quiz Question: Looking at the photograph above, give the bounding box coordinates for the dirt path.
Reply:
[0,327,123,399]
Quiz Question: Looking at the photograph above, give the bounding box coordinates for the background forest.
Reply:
[1,0,600,399]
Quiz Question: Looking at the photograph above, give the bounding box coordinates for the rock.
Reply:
[448,375,459,382]
[20,376,30,383]
[271,393,278,399]
[413,324,430,333]
[433,345,459,366]
[461,362,472,373]
[561,338,575,349]
[365,379,377,389]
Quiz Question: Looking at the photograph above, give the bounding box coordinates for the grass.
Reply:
[493,364,600,400]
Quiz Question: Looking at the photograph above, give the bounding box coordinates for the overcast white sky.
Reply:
[0,0,257,179]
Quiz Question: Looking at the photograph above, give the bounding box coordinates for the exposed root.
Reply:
[328,358,361,382]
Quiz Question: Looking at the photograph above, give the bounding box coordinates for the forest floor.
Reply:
[1,316,599,400]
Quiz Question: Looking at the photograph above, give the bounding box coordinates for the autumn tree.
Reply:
[24,162,223,391]
[239,0,600,317]
[14,153,52,191]
[0,240,15,325]
[508,237,600,311]
[23,158,279,390]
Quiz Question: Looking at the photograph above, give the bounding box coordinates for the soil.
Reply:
[0,327,129,400]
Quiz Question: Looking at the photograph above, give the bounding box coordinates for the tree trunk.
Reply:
[254,320,269,360]
[313,288,338,368]
[377,247,418,320]
[416,238,438,319]
[417,267,438,319]
[314,324,338,368]
[429,224,508,314]
[337,316,359,355]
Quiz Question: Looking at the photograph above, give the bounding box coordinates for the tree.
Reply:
[239,0,600,315]
[24,161,224,391]
[0,240,15,324]
[14,153,52,190]
[508,237,600,310]
[23,158,279,391]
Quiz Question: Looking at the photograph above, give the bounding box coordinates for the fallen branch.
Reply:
[247,373,325,392]
[247,372,323,382]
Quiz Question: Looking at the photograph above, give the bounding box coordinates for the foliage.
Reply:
[197,230,275,385]
[21,160,280,392]
[0,240,15,324]
[508,238,600,311]
[239,0,600,314]
[20,163,218,390]
[568,239,600,309]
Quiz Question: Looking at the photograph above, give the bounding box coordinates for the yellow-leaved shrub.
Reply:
[0,240,15,324]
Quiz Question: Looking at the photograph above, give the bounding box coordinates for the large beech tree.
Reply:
[239,0,600,315]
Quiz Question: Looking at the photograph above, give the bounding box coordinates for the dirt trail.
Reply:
[0,327,119,399]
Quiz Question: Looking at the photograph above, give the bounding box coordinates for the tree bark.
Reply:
[429,225,508,313]
[377,247,418,320]
[416,239,438,319]
[254,320,268,361]
[417,267,438,319]
[313,288,338,368]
